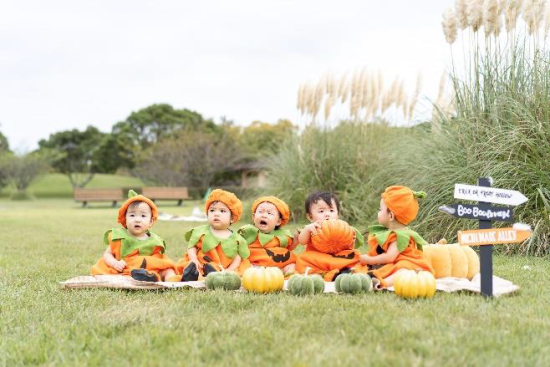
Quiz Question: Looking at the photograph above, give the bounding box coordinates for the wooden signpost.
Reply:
[438,204,513,222]
[440,178,531,297]
[454,184,528,206]
[458,227,532,246]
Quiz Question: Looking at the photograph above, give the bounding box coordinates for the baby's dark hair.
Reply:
[304,191,340,215]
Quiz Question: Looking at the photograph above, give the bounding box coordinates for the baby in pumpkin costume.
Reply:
[360,186,434,288]
[295,191,367,281]
[238,196,298,275]
[91,190,179,282]
[177,189,250,281]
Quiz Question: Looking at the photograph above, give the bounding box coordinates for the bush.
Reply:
[0,152,50,200]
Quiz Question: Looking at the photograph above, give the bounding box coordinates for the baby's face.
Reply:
[307,199,339,222]
[126,202,153,237]
[207,201,233,230]
[253,202,282,233]
[378,198,391,227]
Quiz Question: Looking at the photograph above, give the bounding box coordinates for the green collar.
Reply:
[352,227,366,249]
[104,228,166,258]
[238,224,293,247]
[367,225,427,252]
[185,224,249,260]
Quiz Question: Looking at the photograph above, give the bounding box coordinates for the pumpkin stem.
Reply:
[219,263,225,273]
[305,267,311,276]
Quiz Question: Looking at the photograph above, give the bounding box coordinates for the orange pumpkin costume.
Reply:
[176,189,250,278]
[239,224,296,268]
[295,226,367,281]
[366,186,433,287]
[366,225,434,285]
[91,190,177,279]
[91,228,177,278]
[176,225,251,276]
[239,196,296,269]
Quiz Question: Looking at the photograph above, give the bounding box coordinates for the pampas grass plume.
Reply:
[467,0,484,31]
[483,0,499,37]
[456,0,470,29]
[505,0,523,32]
[338,72,350,103]
[443,8,458,43]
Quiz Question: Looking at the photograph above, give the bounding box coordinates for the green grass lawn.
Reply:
[1,198,549,366]
[1,173,145,198]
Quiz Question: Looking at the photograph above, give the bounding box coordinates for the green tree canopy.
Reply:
[238,119,296,158]
[112,104,218,150]
[0,127,9,153]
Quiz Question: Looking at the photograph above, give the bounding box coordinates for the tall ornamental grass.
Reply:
[271,29,550,255]
[267,122,403,228]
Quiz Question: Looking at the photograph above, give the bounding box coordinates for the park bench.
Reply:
[142,187,190,206]
[74,188,124,207]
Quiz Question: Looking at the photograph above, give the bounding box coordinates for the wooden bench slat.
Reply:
[74,188,124,201]
[74,187,190,207]
[142,187,189,200]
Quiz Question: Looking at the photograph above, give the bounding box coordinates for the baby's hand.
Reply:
[113,259,126,272]
[305,222,322,236]
[359,254,372,266]
[191,258,203,271]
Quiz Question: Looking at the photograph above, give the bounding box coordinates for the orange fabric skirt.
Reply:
[296,247,367,281]
[176,243,251,277]
[248,238,297,268]
[367,233,434,284]
[91,252,177,278]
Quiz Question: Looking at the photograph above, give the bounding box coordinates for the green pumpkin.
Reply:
[205,271,241,290]
[288,273,325,295]
[334,273,372,294]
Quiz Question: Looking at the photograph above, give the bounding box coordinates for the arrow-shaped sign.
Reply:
[439,204,513,222]
[454,184,528,206]
[458,226,532,246]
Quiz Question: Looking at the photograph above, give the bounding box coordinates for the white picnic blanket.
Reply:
[61,274,519,297]
[60,275,205,290]
[157,207,207,222]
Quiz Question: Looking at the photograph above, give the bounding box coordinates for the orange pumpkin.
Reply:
[423,243,480,280]
[311,220,356,254]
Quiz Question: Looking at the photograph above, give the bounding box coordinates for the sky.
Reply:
[0,0,452,151]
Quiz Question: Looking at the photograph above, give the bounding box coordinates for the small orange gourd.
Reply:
[310,219,356,254]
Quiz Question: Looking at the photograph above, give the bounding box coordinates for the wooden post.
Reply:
[478,177,493,297]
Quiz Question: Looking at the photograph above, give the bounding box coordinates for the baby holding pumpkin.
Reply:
[360,186,434,288]
[238,196,298,275]
[295,191,367,281]
[177,189,250,281]
[91,190,179,282]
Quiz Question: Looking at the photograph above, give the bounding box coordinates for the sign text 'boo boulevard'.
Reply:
[440,179,531,297]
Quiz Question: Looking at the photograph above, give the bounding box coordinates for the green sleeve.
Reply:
[236,234,251,259]
[103,230,113,245]
[352,227,366,249]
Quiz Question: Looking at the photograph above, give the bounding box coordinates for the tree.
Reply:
[0,127,10,190]
[38,126,105,188]
[112,104,218,150]
[0,152,50,199]
[238,119,296,158]
[93,132,136,173]
[134,130,244,189]
[0,130,9,153]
